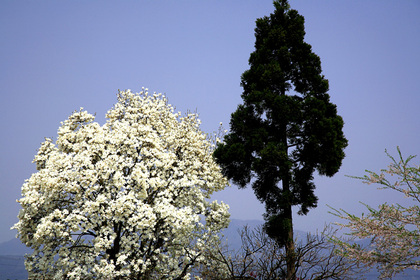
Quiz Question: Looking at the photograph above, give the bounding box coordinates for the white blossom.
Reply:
[12,89,230,279]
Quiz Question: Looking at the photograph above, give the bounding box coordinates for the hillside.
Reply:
[1,220,419,279]
[0,255,27,280]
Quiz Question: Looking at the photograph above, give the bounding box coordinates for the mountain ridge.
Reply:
[1,219,419,279]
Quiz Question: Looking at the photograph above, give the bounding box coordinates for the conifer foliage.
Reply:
[213,1,347,278]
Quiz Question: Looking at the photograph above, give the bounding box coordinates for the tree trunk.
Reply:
[282,170,296,280]
[284,204,296,280]
[281,87,296,280]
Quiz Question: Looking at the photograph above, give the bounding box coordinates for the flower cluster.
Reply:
[331,148,420,279]
[12,89,230,279]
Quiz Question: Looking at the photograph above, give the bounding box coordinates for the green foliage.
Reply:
[214,0,347,232]
[264,213,292,246]
[213,0,347,278]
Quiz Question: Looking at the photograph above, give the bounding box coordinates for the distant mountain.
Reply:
[221,220,420,280]
[0,255,27,280]
[0,220,263,279]
[220,219,309,251]
[1,220,419,279]
[0,239,30,280]
[0,238,32,256]
[220,218,263,250]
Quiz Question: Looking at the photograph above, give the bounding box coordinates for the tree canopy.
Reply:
[213,1,347,278]
[331,148,420,279]
[12,89,230,280]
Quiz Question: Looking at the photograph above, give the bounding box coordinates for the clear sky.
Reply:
[1,0,419,243]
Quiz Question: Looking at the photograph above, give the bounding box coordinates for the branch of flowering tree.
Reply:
[329,147,420,279]
[12,90,231,280]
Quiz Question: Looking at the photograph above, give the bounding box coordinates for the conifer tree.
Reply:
[214,1,348,278]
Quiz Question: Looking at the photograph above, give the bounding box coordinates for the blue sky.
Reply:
[1,0,419,243]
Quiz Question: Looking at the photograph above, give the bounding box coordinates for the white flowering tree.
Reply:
[12,89,230,280]
[331,148,420,279]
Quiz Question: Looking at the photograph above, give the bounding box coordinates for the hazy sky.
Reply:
[1,0,419,243]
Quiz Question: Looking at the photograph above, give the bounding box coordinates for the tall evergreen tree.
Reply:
[213,1,348,279]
